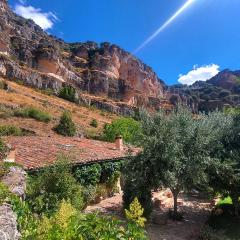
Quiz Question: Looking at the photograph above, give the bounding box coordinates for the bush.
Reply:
[74,163,101,186]
[14,107,51,123]
[125,197,147,227]
[0,182,10,205]
[0,138,8,160]
[123,178,153,218]
[58,85,76,102]
[35,201,148,240]
[26,159,84,215]
[90,118,98,128]
[0,80,8,90]
[54,111,76,136]
[103,117,142,144]
[0,125,22,136]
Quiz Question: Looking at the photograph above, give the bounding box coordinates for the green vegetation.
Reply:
[123,107,233,218]
[125,197,146,227]
[54,111,76,136]
[0,138,8,161]
[103,117,142,144]
[14,107,52,123]
[208,113,240,216]
[58,85,76,102]
[26,158,84,215]
[34,200,148,240]
[0,80,8,90]
[73,162,122,203]
[0,125,22,136]
[0,155,148,239]
[74,163,102,186]
[90,118,98,128]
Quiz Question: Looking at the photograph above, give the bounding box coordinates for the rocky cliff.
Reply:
[168,70,240,112]
[1,0,240,114]
[0,0,166,113]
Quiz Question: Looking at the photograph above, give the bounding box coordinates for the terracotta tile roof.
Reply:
[5,137,138,170]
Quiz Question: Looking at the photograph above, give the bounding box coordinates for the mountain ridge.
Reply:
[0,0,240,113]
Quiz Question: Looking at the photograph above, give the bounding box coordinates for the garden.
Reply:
[0,106,240,239]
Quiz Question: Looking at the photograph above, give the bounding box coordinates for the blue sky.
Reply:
[8,0,240,85]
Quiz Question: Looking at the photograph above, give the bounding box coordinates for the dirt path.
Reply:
[86,191,211,240]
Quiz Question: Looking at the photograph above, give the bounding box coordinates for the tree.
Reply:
[54,111,76,137]
[103,117,141,144]
[209,113,240,216]
[123,107,231,217]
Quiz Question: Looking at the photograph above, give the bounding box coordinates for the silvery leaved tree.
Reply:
[124,107,232,217]
[209,112,240,216]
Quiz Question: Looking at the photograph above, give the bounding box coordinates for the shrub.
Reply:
[123,178,153,218]
[0,138,8,160]
[103,117,142,144]
[100,162,122,183]
[90,118,98,128]
[125,197,147,227]
[0,125,22,136]
[14,107,51,123]
[0,182,10,205]
[26,159,84,215]
[36,202,148,240]
[0,80,8,90]
[74,163,101,186]
[58,85,76,102]
[54,111,76,136]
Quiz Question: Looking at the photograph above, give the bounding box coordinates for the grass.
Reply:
[0,79,117,137]
[14,107,52,123]
[0,125,22,136]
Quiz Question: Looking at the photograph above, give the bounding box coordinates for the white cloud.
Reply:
[178,64,220,85]
[14,4,58,30]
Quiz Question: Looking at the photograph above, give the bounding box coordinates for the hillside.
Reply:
[0,78,117,137]
[0,0,240,115]
[0,0,166,114]
[167,69,240,112]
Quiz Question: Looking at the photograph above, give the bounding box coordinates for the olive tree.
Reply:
[209,113,240,216]
[123,107,231,217]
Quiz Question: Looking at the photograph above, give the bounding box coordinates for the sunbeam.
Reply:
[133,0,196,54]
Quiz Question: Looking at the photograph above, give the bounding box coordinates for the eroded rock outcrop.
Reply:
[0,166,26,240]
[2,166,26,200]
[0,0,166,112]
[0,204,20,240]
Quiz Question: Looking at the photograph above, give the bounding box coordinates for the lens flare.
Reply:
[133,0,196,54]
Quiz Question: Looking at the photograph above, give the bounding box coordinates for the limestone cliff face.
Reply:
[71,42,165,106]
[0,0,166,112]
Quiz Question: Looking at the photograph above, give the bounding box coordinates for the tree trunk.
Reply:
[232,195,239,217]
[171,189,179,216]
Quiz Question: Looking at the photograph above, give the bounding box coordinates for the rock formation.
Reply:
[0,0,240,113]
[0,1,166,113]
[0,166,26,240]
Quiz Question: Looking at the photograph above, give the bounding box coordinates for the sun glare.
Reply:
[133,0,197,54]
